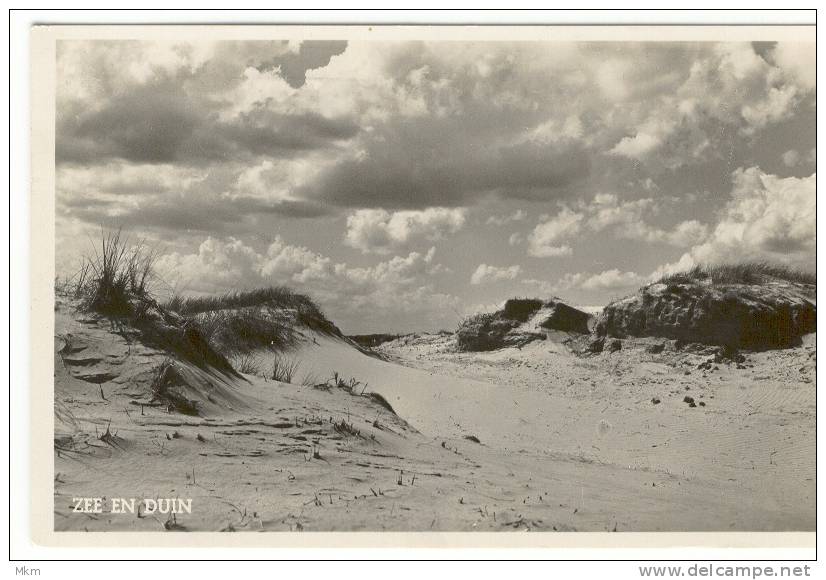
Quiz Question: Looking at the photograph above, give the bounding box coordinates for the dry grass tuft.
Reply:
[72,229,159,316]
[164,287,339,336]
[150,359,200,416]
[192,307,296,355]
[272,353,301,383]
[231,353,263,375]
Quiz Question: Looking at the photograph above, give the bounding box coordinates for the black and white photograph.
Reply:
[22,18,817,550]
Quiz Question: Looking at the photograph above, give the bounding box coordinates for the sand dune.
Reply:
[53,289,815,532]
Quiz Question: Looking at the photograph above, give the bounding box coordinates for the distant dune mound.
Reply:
[457,298,590,352]
[348,333,403,348]
[165,287,344,361]
[595,264,816,350]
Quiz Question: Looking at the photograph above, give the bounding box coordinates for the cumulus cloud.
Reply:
[344,207,466,254]
[522,274,582,296]
[693,168,814,264]
[54,39,816,329]
[527,208,583,257]
[585,194,708,247]
[579,269,647,291]
[526,194,709,258]
[523,269,645,294]
[649,253,697,282]
[586,194,655,231]
[156,237,457,332]
[56,39,815,238]
[771,42,815,91]
[608,42,814,166]
[155,237,264,291]
[782,148,815,168]
[652,167,816,276]
[470,264,522,285]
[663,220,709,247]
[485,209,527,226]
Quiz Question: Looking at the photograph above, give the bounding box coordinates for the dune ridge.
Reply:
[53,238,815,531]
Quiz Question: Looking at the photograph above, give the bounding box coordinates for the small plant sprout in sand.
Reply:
[312,371,370,396]
[97,419,119,447]
[333,418,361,438]
[272,351,301,383]
[305,444,323,461]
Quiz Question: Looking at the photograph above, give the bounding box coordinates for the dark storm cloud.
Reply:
[57,81,203,164]
[60,192,329,234]
[223,108,359,157]
[298,115,591,209]
[55,38,816,257]
[56,75,358,166]
[751,41,777,62]
[258,40,348,88]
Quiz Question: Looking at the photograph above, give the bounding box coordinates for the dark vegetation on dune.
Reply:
[655,262,816,287]
[164,287,332,328]
[167,292,341,359]
[69,229,157,317]
[456,298,590,352]
[64,230,236,374]
[501,298,544,322]
[62,230,339,374]
[598,262,816,350]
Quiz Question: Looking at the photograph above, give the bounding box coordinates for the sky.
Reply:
[55,39,816,334]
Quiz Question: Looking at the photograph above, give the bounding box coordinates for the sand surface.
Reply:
[53,300,815,532]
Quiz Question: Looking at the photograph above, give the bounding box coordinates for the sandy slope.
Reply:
[53,299,815,532]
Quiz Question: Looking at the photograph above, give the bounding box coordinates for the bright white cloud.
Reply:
[156,237,264,292]
[527,208,583,257]
[652,167,816,276]
[741,84,798,131]
[663,220,709,247]
[522,274,583,296]
[609,131,663,160]
[470,263,522,285]
[693,167,815,265]
[344,207,466,254]
[608,42,813,165]
[56,40,817,331]
[772,42,815,91]
[261,237,333,284]
[649,253,697,282]
[156,236,457,332]
[586,193,654,230]
[579,269,647,291]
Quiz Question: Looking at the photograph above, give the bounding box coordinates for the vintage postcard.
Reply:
[30,23,816,549]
